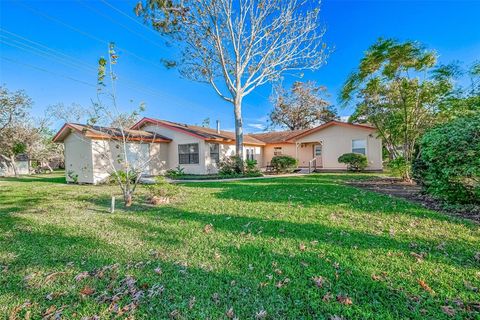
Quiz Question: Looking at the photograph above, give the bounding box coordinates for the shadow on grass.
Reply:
[1,213,457,319]
[179,174,475,226]
[123,206,478,271]
[0,173,66,184]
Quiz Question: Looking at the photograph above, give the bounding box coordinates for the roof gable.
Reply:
[131,117,266,146]
[287,121,375,141]
[249,121,376,144]
[52,123,172,143]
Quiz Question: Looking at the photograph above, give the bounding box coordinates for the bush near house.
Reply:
[338,153,367,171]
[386,157,411,179]
[414,114,480,204]
[218,155,244,175]
[218,156,263,177]
[270,155,298,173]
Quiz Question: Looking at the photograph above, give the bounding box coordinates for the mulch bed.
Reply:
[348,177,480,223]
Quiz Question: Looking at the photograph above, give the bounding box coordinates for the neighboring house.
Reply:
[53,118,382,184]
[52,123,172,184]
[0,154,30,177]
[250,121,383,170]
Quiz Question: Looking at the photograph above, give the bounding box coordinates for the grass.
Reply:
[0,172,479,319]
[167,173,263,180]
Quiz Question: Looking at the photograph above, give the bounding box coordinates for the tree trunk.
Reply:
[9,155,18,177]
[233,96,244,166]
[124,191,132,207]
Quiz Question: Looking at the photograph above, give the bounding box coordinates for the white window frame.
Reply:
[178,143,199,165]
[352,139,367,156]
[209,143,220,164]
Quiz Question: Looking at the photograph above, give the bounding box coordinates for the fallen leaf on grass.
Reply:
[211,293,220,304]
[410,252,426,262]
[322,292,333,302]
[371,274,382,281]
[169,309,180,319]
[464,281,478,292]
[275,278,290,288]
[312,276,325,288]
[74,271,89,282]
[188,296,196,309]
[441,305,456,316]
[336,295,352,305]
[474,252,480,263]
[44,272,66,283]
[154,267,162,275]
[80,286,95,296]
[299,243,306,251]
[203,224,214,233]
[255,309,267,319]
[418,279,434,294]
[226,307,235,319]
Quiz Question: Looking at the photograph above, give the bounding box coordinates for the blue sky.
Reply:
[1,0,479,132]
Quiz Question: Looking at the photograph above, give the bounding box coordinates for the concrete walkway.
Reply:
[167,172,311,183]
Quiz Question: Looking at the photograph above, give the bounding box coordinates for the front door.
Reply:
[314,144,323,168]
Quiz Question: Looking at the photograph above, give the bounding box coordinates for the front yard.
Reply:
[1,173,479,319]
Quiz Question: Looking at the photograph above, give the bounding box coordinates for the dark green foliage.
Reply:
[270,155,298,173]
[165,165,185,178]
[218,156,244,175]
[338,153,368,171]
[218,156,263,177]
[416,114,480,204]
[244,159,262,177]
[387,157,411,178]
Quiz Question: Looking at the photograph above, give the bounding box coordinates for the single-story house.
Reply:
[53,117,382,184]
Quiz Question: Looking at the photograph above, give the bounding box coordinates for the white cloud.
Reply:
[247,123,266,130]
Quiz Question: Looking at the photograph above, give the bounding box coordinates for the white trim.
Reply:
[351,139,367,156]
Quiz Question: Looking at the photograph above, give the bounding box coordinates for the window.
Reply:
[210,143,220,164]
[246,147,255,161]
[178,143,199,164]
[314,145,322,156]
[273,147,283,156]
[352,139,366,155]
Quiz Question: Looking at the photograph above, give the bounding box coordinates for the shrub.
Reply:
[145,176,180,199]
[244,159,262,177]
[387,157,411,179]
[165,165,185,178]
[338,153,367,171]
[271,155,298,173]
[415,114,480,204]
[219,156,243,175]
[67,170,78,183]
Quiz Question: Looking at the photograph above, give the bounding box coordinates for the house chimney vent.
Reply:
[216,120,220,133]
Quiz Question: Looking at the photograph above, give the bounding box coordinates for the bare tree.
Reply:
[136,0,329,160]
[0,87,33,176]
[46,102,87,124]
[90,43,159,207]
[269,81,337,130]
[0,86,32,133]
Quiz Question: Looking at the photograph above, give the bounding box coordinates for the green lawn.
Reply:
[1,172,479,319]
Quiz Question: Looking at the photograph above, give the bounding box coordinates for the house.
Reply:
[53,118,382,184]
[0,154,30,177]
